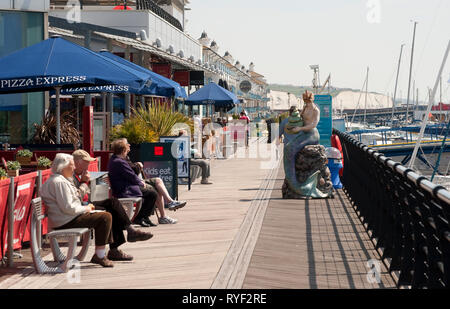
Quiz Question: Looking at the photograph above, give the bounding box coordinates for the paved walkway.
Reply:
[0,139,396,289]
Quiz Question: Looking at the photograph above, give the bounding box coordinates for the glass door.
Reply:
[93,112,110,151]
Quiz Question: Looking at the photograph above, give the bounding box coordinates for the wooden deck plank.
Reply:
[242,165,397,289]
[1,140,398,289]
[0,143,274,289]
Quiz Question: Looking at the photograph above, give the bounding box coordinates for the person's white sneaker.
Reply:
[158,216,177,224]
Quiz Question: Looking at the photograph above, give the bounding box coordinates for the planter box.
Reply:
[37,166,50,171]
[17,156,31,165]
[7,170,19,177]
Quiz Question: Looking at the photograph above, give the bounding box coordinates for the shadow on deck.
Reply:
[242,167,397,289]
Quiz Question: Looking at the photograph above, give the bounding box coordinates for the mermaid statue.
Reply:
[283,91,329,198]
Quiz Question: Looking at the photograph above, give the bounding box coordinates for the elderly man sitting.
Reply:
[40,153,114,267]
[71,150,153,261]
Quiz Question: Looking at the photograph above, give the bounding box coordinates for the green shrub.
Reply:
[110,118,156,144]
[17,149,33,158]
[7,161,21,170]
[0,168,7,177]
[37,156,52,168]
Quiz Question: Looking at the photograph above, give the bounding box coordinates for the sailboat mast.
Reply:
[406,21,418,124]
[408,40,450,169]
[364,67,369,124]
[391,44,405,122]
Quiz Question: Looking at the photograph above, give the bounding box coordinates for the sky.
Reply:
[185,0,450,102]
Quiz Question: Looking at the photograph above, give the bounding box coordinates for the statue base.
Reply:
[282,145,333,199]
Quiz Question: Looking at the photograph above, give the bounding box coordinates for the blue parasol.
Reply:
[0,36,150,143]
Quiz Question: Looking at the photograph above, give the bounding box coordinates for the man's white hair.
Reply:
[51,153,73,174]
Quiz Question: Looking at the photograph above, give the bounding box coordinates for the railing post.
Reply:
[36,171,42,250]
[7,177,14,267]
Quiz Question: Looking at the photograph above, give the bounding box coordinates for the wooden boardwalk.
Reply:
[0,140,396,289]
[242,166,396,289]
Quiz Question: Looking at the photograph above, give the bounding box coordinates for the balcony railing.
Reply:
[50,1,183,31]
[50,1,136,6]
[136,0,183,31]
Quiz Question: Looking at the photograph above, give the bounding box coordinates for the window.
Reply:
[0,11,44,143]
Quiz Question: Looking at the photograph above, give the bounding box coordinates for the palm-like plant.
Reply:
[111,100,193,143]
[134,102,193,138]
[110,117,157,144]
[31,111,80,145]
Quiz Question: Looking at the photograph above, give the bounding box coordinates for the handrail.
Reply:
[341,130,450,205]
[136,0,183,31]
[334,128,450,288]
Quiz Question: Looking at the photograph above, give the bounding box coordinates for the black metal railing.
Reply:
[136,0,183,31]
[334,129,450,288]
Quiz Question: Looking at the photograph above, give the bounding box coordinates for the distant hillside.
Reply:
[268,84,373,98]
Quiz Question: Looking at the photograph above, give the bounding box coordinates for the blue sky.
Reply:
[186,0,450,102]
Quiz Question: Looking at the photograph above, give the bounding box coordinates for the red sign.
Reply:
[7,173,37,250]
[83,106,94,157]
[0,178,10,258]
[40,169,52,237]
[154,146,164,156]
[152,63,172,79]
[173,71,190,87]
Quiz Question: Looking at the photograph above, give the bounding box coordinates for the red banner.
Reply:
[173,71,190,87]
[152,63,172,79]
[0,178,10,258]
[40,169,52,236]
[10,172,37,250]
[23,169,53,243]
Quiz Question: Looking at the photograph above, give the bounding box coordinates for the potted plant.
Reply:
[37,156,52,170]
[6,161,21,177]
[16,149,33,165]
[0,168,7,180]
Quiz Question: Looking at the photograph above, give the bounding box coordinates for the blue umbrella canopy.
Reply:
[0,36,149,94]
[99,51,187,99]
[0,36,150,143]
[185,82,239,106]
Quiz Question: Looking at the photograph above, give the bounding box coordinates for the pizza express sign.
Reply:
[239,80,252,93]
[0,76,88,90]
[62,85,130,94]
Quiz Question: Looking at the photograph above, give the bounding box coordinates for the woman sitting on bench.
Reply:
[40,153,115,268]
[108,138,185,226]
